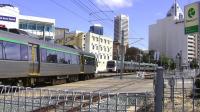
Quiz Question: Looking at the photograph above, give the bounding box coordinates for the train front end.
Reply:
[106,60,116,72]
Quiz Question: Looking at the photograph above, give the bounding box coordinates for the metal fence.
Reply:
[154,68,200,112]
[0,85,154,112]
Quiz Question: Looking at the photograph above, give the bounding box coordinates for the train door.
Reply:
[29,43,40,75]
[80,55,84,73]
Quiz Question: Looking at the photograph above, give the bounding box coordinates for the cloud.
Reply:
[96,0,134,8]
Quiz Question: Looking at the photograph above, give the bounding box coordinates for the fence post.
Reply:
[155,67,164,112]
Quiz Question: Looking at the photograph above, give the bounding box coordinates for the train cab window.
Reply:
[40,48,47,62]
[65,53,71,64]
[57,52,65,63]
[3,42,21,60]
[47,50,57,63]
[0,41,2,59]
[20,44,28,61]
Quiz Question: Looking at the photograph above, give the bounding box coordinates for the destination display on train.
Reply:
[0,15,16,22]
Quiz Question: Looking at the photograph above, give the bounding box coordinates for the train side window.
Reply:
[20,44,28,61]
[57,52,65,63]
[47,50,57,63]
[65,53,71,64]
[40,48,47,62]
[3,41,20,60]
[76,55,80,64]
[71,54,78,64]
[0,41,2,59]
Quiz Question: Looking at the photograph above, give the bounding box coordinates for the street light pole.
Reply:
[120,30,125,79]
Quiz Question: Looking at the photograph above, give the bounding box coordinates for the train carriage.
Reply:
[0,30,96,86]
[106,60,157,72]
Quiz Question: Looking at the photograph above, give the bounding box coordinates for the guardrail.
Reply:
[0,85,154,112]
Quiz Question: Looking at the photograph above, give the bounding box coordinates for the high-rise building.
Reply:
[89,24,103,35]
[113,14,129,59]
[149,1,197,66]
[114,14,129,45]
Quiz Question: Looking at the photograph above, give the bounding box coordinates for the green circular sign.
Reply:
[188,7,196,18]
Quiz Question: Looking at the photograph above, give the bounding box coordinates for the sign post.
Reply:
[184,2,200,34]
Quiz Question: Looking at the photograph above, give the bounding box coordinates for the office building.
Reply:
[89,24,103,35]
[85,32,113,72]
[113,14,129,59]
[56,30,85,50]
[149,1,197,66]
[0,4,55,41]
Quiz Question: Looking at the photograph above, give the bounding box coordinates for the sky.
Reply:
[1,0,200,50]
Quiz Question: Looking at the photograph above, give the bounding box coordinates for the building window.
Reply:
[104,55,106,59]
[104,39,106,44]
[0,41,2,59]
[108,56,109,60]
[100,46,102,51]
[100,55,102,59]
[96,46,98,50]
[107,47,110,52]
[37,24,44,31]
[104,47,106,51]
[93,36,95,41]
[100,38,103,43]
[19,23,27,29]
[108,41,110,44]
[45,25,53,32]
[92,45,95,49]
[28,23,36,30]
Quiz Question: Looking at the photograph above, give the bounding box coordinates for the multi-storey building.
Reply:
[89,24,103,35]
[85,32,113,72]
[113,14,129,59]
[149,1,197,66]
[56,30,85,50]
[0,4,55,41]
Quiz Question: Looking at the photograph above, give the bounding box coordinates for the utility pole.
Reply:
[120,30,125,79]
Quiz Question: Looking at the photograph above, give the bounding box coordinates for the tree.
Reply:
[125,47,141,61]
[157,55,175,70]
[190,58,199,69]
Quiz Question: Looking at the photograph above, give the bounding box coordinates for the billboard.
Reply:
[184,2,200,34]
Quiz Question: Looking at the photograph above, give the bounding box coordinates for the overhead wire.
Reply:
[70,0,105,25]
[49,0,88,22]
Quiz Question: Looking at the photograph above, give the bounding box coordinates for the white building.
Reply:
[85,32,113,72]
[114,14,129,46]
[149,1,197,65]
[0,4,55,41]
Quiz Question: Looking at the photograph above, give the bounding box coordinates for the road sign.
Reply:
[184,2,200,34]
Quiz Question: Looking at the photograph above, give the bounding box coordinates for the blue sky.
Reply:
[1,0,199,49]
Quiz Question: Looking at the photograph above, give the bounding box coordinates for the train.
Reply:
[0,29,96,86]
[106,60,157,72]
